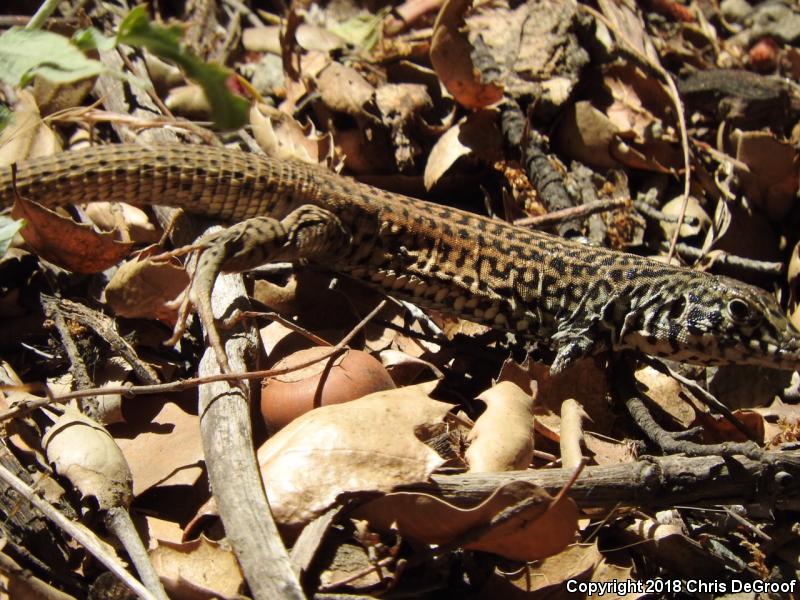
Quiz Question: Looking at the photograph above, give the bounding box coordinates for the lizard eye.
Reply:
[727,298,753,324]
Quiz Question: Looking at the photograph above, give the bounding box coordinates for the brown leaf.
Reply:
[316,62,376,118]
[250,102,334,165]
[353,479,577,561]
[430,0,503,109]
[12,196,132,274]
[734,130,799,221]
[112,398,204,496]
[104,256,188,325]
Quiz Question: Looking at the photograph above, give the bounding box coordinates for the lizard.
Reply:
[1,143,799,375]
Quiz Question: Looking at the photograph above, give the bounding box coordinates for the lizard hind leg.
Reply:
[184,205,352,373]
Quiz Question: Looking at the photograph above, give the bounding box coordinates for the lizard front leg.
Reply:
[183,205,352,373]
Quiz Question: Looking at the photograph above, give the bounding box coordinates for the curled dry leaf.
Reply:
[256,381,450,533]
[378,349,443,386]
[149,536,244,600]
[0,91,61,165]
[559,398,588,470]
[42,409,133,511]
[429,0,503,109]
[82,202,159,245]
[465,381,535,473]
[104,256,188,326]
[250,103,333,164]
[424,110,502,190]
[11,195,133,274]
[353,479,578,561]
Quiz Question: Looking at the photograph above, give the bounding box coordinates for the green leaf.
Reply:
[72,27,118,52]
[117,6,248,130]
[0,216,24,257]
[0,105,11,133]
[0,28,105,86]
[327,8,390,50]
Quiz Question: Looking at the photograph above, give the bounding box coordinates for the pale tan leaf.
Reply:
[424,110,502,189]
[316,62,375,118]
[257,381,449,532]
[0,90,61,165]
[150,536,244,600]
[466,381,535,473]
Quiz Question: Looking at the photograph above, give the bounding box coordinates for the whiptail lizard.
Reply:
[2,144,799,374]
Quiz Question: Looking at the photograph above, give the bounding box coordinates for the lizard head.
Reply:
[618,273,800,370]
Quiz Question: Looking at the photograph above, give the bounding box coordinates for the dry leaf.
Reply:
[12,195,132,274]
[465,381,535,472]
[0,90,61,165]
[257,381,450,532]
[430,0,503,109]
[694,409,765,444]
[353,479,577,561]
[316,62,376,118]
[112,397,203,496]
[165,84,211,120]
[82,202,159,245]
[150,536,244,600]
[733,130,799,221]
[104,256,188,325]
[634,366,695,428]
[424,110,502,189]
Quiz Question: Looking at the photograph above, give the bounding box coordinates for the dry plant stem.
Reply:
[0,551,77,600]
[0,349,348,421]
[625,393,763,459]
[200,297,386,598]
[104,507,169,600]
[663,243,784,276]
[410,450,800,510]
[722,506,771,542]
[0,463,156,600]
[41,295,160,384]
[197,263,303,598]
[514,197,630,228]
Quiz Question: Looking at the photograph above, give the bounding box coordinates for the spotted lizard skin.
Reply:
[2,144,799,373]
